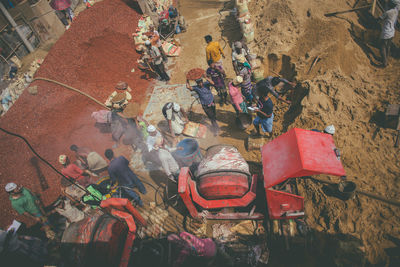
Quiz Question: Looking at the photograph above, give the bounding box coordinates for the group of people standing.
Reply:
[185,35,296,138]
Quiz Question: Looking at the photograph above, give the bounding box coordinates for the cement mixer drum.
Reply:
[195,145,251,200]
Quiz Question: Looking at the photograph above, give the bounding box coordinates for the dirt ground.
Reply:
[246,0,400,265]
[1,0,400,266]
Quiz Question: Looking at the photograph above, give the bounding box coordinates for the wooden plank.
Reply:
[371,0,377,16]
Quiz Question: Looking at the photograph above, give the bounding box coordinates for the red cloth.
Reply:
[62,163,85,180]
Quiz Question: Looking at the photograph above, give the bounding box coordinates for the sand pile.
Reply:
[249,0,400,264]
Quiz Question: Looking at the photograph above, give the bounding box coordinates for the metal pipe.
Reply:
[0,2,34,53]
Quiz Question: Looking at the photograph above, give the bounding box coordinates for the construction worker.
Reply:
[59,154,94,187]
[69,145,108,175]
[252,85,274,138]
[232,41,250,74]
[5,183,55,239]
[255,76,296,104]
[154,137,180,182]
[104,149,146,206]
[105,81,132,111]
[379,0,399,67]
[186,77,220,136]
[228,76,248,116]
[236,55,253,105]
[162,102,188,136]
[206,60,228,106]
[144,40,170,82]
[148,24,167,62]
[205,35,225,70]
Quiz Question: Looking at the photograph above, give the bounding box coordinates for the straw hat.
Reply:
[111,92,127,104]
[123,102,140,118]
[115,81,128,90]
[233,76,243,85]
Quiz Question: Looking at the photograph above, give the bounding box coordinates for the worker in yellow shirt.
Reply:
[204,35,225,70]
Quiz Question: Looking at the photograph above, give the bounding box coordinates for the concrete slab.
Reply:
[143,83,198,124]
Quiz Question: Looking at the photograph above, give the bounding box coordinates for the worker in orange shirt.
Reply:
[204,35,225,71]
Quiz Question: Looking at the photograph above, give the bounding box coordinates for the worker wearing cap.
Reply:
[154,137,180,181]
[232,41,249,74]
[255,76,295,105]
[145,40,170,82]
[236,55,253,105]
[229,76,248,116]
[59,155,94,187]
[162,102,188,135]
[379,0,399,67]
[146,125,163,152]
[186,77,220,135]
[205,35,225,70]
[105,81,132,111]
[5,183,55,239]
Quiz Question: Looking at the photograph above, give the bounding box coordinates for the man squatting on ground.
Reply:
[255,76,296,104]
[105,149,147,206]
[70,144,108,175]
[162,102,188,136]
[186,77,220,135]
[59,154,94,187]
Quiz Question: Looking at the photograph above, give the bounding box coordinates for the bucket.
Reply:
[174,138,202,167]
[337,181,356,200]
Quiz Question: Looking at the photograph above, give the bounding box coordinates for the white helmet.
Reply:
[324,125,335,135]
[173,103,180,112]
[147,125,156,133]
[5,182,17,192]
[144,40,151,46]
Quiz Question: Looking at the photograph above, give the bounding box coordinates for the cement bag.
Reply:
[243,30,254,43]
[242,21,253,33]
[252,68,264,82]
[236,1,249,17]
[162,42,182,57]
[237,14,251,23]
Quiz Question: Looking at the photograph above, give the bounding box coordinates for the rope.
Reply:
[32,77,110,110]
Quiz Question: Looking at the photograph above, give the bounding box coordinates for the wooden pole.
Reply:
[324,5,372,17]
[371,0,377,16]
